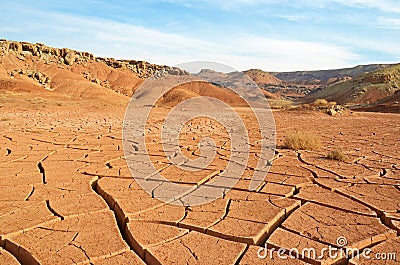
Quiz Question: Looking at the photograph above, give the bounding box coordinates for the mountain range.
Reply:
[0,39,399,112]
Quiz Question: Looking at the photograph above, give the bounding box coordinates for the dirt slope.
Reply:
[245,69,282,86]
[0,39,189,104]
[158,81,249,107]
[305,64,400,109]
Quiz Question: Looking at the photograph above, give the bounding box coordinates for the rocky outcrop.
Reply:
[96,57,187,78]
[359,73,393,84]
[0,39,188,78]
[82,71,110,88]
[273,64,394,86]
[63,50,75,66]
[10,69,51,87]
[326,105,346,116]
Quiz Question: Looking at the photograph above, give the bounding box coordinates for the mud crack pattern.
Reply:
[0,107,399,264]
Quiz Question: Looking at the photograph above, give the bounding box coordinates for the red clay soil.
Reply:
[0,51,142,100]
[355,90,400,113]
[0,43,399,265]
[0,82,399,264]
[158,81,250,107]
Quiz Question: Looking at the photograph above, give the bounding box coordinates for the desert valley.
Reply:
[0,40,399,265]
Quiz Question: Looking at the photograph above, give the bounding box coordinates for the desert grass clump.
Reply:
[313,98,328,105]
[284,131,321,150]
[327,149,348,162]
[267,99,294,110]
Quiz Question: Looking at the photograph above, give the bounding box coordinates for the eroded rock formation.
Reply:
[0,39,187,78]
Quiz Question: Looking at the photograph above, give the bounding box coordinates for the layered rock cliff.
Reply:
[0,39,189,101]
[0,39,187,79]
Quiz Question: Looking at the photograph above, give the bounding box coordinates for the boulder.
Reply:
[93,78,101,85]
[9,42,22,52]
[20,51,32,58]
[64,51,75,65]
[327,108,337,116]
[167,68,181,75]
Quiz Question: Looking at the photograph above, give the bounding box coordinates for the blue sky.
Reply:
[1,0,399,71]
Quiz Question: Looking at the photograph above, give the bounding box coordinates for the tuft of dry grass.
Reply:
[284,131,321,150]
[267,99,294,109]
[327,149,348,162]
[314,98,328,105]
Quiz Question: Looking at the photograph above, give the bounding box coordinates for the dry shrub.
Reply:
[314,98,328,105]
[268,99,293,109]
[284,131,321,150]
[327,149,347,162]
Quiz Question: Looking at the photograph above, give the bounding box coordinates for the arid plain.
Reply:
[0,40,399,264]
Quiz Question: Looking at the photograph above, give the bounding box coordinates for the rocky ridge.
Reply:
[0,39,189,101]
[307,63,400,107]
[0,39,187,79]
[272,64,394,86]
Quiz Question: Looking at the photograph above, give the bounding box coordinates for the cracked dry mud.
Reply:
[0,102,399,265]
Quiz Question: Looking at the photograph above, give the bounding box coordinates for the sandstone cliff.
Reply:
[0,39,187,79]
[0,39,188,101]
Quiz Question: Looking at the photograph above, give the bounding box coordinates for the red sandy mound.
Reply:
[158,81,249,107]
[244,69,282,99]
[0,49,138,103]
[245,69,282,86]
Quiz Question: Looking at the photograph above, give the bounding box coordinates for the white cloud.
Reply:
[273,14,306,22]
[377,17,400,30]
[330,0,400,13]
[38,13,359,71]
[223,36,361,71]
[328,30,400,58]
[165,0,400,13]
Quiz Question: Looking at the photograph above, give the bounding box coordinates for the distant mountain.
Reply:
[304,64,400,111]
[245,64,399,102]
[244,69,318,99]
[272,64,394,86]
[244,69,282,86]
[195,68,281,99]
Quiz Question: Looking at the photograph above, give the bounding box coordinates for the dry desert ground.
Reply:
[0,92,399,265]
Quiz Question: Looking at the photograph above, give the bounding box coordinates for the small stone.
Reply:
[327,108,337,116]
